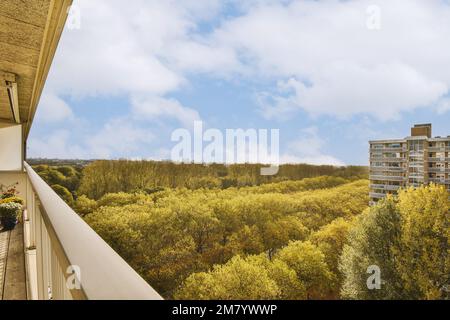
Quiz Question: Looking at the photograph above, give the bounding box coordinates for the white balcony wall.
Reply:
[0,124,23,171]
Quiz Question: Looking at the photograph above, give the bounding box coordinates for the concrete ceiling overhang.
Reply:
[0,0,72,139]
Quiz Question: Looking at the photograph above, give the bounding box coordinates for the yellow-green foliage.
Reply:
[85,179,369,298]
[34,165,81,195]
[396,185,449,299]
[340,185,449,300]
[72,195,98,216]
[239,176,350,194]
[78,160,367,199]
[96,192,153,207]
[309,217,355,298]
[0,196,24,205]
[175,254,306,300]
[174,255,281,300]
[276,241,334,299]
[51,184,74,205]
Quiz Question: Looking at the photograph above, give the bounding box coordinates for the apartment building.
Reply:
[369,124,450,205]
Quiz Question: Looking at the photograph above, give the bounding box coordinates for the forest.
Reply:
[32,160,449,300]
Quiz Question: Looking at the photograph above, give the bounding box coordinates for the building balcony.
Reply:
[1,164,162,300]
[370,147,407,153]
[409,183,423,188]
[427,178,450,189]
[408,163,425,169]
[408,173,425,178]
[427,157,448,162]
[427,167,450,173]
[370,184,401,191]
[369,192,387,199]
[369,175,405,182]
[427,147,446,152]
[428,177,444,183]
[370,157,406,163]
[370,166,406,172]
[409,151,424,157]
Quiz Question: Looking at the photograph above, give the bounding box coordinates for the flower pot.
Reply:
[1,216,17,230]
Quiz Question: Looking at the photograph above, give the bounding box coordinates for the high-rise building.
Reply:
[369,124,450,205]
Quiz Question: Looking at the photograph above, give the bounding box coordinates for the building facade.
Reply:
[369,124,450,205]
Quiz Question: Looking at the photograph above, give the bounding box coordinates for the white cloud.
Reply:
[35,94,73,123]
[86,118,155,159]
[31,0,450,161]
[50,0,197,97]
[45,0,234,129]
[48,0,240,97]
[281,127,345,166]
[131,96,200,128]
[46,0,450,122]
[210,0,450,119]
[28,118,156,160]
[260,64,447,120]
[436,98,450,114]
[33,0,227,159]
[28,130,88,159]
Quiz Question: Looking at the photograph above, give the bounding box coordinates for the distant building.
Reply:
[369,124,450,205]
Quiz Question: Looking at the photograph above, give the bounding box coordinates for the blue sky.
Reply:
[28,0,450,165]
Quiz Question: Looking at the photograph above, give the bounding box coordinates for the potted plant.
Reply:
[0,202,22,230]
[0,183,23,230]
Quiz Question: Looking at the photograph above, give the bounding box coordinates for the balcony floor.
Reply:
[0,224,27,300]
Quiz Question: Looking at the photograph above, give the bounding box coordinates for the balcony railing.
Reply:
[370,147,407,153]
[427,167,450,173]
[369,175,405,182]
[370,184,401,191]
[370,166,406,172]
[408,174,425,179]
[409,151,424,157]
[369,192,387,199]
[431,146,450,152]
[427,157,448,162]
[22,163,162,300]
[370,157,406,163]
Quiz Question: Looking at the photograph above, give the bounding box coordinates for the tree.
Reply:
[73,195,98,216]
[259,216,309,258]
[174,255,280,300]
[51,184,74,205]
[228,225,264,256]
[44,169,66,186]
[395,185,449,299]
[309,217,354,298]
[340,186,449,300]
[247,254,306,299]
[276,241,334,299]
[339,197,404,300]
[56,165,78,177]
[83,173,370,299]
